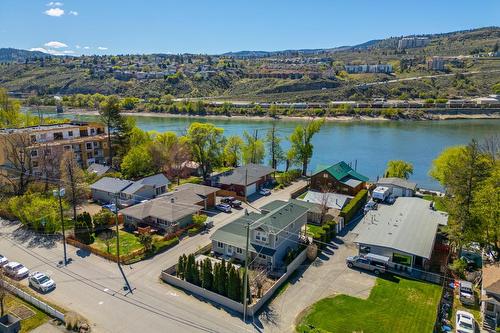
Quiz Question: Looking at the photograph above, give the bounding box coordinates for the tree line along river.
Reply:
[34,110,500,190]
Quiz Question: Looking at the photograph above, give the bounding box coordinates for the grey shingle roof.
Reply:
[211,200,308,249]
[90,177,134,194]
[302,191,352,210]
[377,177,417,191]
[119,196,200,222]
[353,197,448,259]
[121,174,170,195]
[218,164,275,186]
[87,163,111,177]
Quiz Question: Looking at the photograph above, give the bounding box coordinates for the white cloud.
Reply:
[47,2,63,6]
[62,50,75,54]
[69,11,78,16]
[83,46,90,50]
[44,8,64,17]
[97,46,108,50]
[44,41,68,48]
[30,47,65,55]
[75,45,81,49]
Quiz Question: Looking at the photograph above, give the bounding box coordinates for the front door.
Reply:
[227,245,234,256]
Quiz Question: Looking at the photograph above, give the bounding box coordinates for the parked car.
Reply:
[346,254,388,275]
[459,280,475,306]
[0,254,8,267]
[221,196,235,204]
[28,272,56,293]
[216,203,232,213]
[103,203,117,213]
[259,188,271,196]
[455,310,475,333]
[3,262,29,279]
[221,197,242,207]
[364,200,378,214]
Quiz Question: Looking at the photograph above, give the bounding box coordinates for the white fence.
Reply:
[0,279,65,322]
[161,248,308,316]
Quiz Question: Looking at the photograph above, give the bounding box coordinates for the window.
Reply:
[40,133,47,141]
[90,128,96,135]
[255,230,267,243]
[64,145,71,151]
[236,247,243,254]
[53,132,63,140]
[217,242,224,249]
[30,150,38,157]
[486,302,495,312]
[258,254,267,259]
[86,143,93,150]
[30,135,37,143]
[322,173,328,178]
[68,131,73,137]
[32,161,39,168]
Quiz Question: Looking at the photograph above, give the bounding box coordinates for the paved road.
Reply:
[260,217,376,333]
[0,181,308,333]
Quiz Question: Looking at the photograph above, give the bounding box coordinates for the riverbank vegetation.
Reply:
[429,137,499,261]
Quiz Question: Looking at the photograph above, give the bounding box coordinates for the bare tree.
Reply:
[319,185,331,224]
[38,143,62,192]
[480,135,499,162]
[60,151,88,222]
[98,230,115,254]
[0,269,7,317]
[250,268,267,298]
[0,133,33,195]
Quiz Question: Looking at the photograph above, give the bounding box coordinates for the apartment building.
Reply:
[0,121,109,178]
[344,64,393,74]
[398,37,430,49]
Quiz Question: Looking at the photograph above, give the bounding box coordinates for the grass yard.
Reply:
[422,195,448,213]
[296,276,441,333]
[91,230,143,256]
[4,294,50,333]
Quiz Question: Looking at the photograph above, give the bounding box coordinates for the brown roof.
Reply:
[483,263,500,295]
[174,183,218,197]
[119,196,200,222]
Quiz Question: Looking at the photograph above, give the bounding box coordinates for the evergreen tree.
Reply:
[201,258,213,291]
[177,255,185,279]
[218,259,228,296]
[213,262,220,293]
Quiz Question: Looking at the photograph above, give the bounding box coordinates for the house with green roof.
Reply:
[210,200,308,270]
[310,161,368,196]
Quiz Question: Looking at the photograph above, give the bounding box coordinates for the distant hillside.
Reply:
[0,27,499,101]
[0,48,55,63]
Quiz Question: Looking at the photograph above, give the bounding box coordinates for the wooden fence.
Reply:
[66,236,145,263]
[290,184,309,199]
[216,189,246,202]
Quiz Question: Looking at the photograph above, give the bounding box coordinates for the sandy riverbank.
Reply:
[59,108,500,122]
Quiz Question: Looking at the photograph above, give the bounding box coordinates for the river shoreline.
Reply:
[59,108,500,122]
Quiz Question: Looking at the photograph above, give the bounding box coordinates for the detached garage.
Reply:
[216,164,275,198]
[376,177,417,198]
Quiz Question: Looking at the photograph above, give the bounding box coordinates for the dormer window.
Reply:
[255,230,267,243]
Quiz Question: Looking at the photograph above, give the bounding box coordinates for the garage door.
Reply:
[246,183,257,196]
[392,187,403,197]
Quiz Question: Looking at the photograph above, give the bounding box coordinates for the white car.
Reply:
[455,310,475,333]
[0,254,8,267]
[28,272,56,293]
[3,262,29,279]
[259,188,271,196]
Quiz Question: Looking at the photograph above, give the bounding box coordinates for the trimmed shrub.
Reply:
[188,227,202,237]
[340,189,368,223]
[153,236,179,253]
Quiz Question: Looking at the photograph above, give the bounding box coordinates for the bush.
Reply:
[93,209,114,232]
[449,258,467,279]
[341,189,368,223]
[7,193,64,233]
[192,213,208,228]
[188,227,202,237]
[153,237,179,253]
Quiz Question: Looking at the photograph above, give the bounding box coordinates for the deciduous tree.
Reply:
[289,119,324,176]
[384,160,414,179]
[266,122,285,170]
[60,151,88,221]
[242,131,265,165]
[224,135,243,167]
[186,123,224,179]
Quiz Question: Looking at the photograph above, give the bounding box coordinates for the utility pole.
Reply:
[53,186,67,266]
[242,209,250,322]
[114,194,133,294]
[244,168,248,203]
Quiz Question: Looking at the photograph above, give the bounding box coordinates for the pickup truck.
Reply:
[346,255,387,275]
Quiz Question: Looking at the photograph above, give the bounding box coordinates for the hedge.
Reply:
[153,237,180,253]
[340,189,368,223]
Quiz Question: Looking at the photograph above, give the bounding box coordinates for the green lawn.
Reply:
[297,276,441,333]
[91,230,143,256]
[5,294,50,333]
[422,195,448,212]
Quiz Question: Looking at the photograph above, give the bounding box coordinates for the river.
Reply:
[33,110,500,190]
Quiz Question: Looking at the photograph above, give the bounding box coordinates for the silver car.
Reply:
[0,254,8,267]
[3,262,29,279]
[28,272,56,293]
[346,255,386,275]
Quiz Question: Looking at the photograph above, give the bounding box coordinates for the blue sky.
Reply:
[0,0,498,55]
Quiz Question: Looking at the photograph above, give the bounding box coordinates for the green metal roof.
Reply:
[313,161,369,182]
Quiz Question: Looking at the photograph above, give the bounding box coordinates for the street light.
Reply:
[53,187,68,266]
